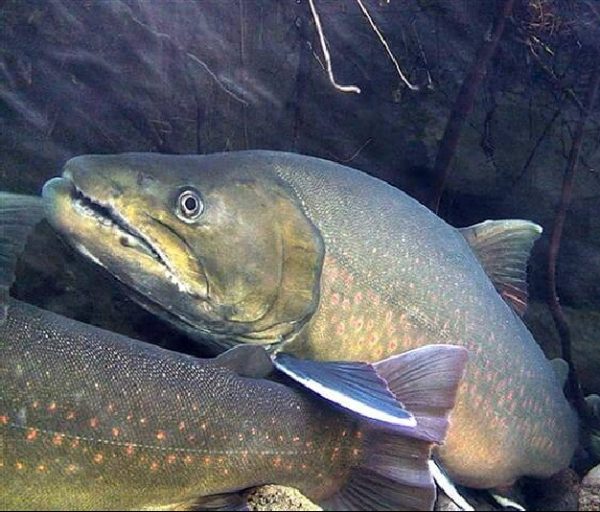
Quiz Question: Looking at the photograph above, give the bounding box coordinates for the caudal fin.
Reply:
[0,192,45,322]
[322,345,468,511]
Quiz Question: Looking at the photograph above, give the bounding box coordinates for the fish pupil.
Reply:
[177,189,204,222]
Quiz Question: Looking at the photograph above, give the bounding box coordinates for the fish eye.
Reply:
[176,189,204,222]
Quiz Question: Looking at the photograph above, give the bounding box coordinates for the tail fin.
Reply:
[322,345,468,511]
[0,192,45,323]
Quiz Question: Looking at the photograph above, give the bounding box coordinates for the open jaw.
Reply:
[69,184,167,267]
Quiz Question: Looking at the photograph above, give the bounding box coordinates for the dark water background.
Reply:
[1,1,599,495]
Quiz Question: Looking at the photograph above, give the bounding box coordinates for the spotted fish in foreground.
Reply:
[42,151,578,489]
[0,193,468,511]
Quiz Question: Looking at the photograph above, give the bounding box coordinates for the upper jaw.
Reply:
[65,175,165,265]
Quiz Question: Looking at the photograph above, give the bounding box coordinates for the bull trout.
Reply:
[0,192,469,511]
[42,151,578,489]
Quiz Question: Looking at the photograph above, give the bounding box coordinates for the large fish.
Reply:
[42,150,578,489]
[0,193,467,511]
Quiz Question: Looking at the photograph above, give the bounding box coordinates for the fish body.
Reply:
[0,192,468,511]
[42,151,578,488]
[0,298,353,510]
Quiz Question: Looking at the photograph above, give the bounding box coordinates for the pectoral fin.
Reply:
[273,353,416,427]
[213,345,274,379]
[0,192,46,322]
[459,219,542,316]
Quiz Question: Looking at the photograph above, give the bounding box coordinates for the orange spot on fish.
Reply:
[89,418,99,429]
[66,464,77,474]
[65,411,75,420]
[238,434,244,442]
[354,292,363,304]
[292,436,300,443]
[111,428,120,438]
[336,322,346,335]
[150,462,159,471]
[126,414,133,421]
[71,439,80,448]
[331,293,340,305]
[178,421,186,431]
[0,415,8,425]
[203,456,212,465]
[93,453,104,464]
[26,429,37,441]
[107,403,115,413]
[52,434,64,446]
[15,462,24,470]
[139,418,147,425]
[352,448,360,457]
[32,401,40,409]
[388,340,398,351]
[200,423,207,430]
[166,454,177,465]
[36,464,47,472]
[272,456,282,467]
[47,402,57,412]
[223,468,229,476]
[183,455,193,465]
[355,431,363,439]
[156,430,166,441]
[124,444,135,456]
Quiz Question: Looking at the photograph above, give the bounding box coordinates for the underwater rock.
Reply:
[579,464,600,511]
[247,485,320,511]
[526,469,580,511]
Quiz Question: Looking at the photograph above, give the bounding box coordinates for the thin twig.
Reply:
[354,0,419,90]
[186,53,249,106]
[307,0,361,94]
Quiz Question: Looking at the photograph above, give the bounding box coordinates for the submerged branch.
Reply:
[547,61,600,425]
[429,0,515,213]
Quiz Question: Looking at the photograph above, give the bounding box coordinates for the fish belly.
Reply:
[291,256,578,488]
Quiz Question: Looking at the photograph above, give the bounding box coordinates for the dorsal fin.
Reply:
[0,192,46,323]
[459,220,542,316]
[213,345,274,379]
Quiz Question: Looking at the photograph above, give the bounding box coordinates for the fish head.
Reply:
[42,152,324,349]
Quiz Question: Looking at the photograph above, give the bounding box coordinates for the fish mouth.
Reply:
[69,182,165,265]
[43,175,186,293]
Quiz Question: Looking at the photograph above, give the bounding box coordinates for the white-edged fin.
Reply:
[490,493,526,511]
[429,461,474,512]
[273,353,416,427]
[213,345,274,379]
[551,358,570,389]
[321,345,468,511]
[0,192,46,323]
[459,219,542,316]
[374,345,469,443]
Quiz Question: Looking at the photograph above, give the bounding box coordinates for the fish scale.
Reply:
[0,299,361,510]
[274,154,577,487]
[41,150,578,490]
